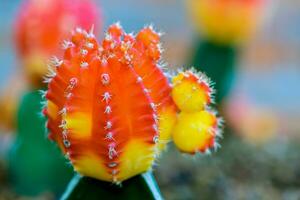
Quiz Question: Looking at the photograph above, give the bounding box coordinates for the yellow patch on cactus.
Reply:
[73,152,111,182]
[64,112,92,139]
[172,111,217,154]
[172,71,211,112]
[46,100,59,120]
[157,107,177,151]
[118,140,156,182]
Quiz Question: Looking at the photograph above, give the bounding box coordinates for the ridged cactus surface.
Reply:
[43,24,177,183]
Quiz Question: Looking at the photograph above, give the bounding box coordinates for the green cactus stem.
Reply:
[61,172,163,200]
[8,90,73,196]
[191,39,238,104]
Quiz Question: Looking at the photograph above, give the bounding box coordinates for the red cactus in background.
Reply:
[14,0,101,86]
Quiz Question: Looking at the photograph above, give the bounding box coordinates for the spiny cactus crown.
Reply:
[43,23,222,183]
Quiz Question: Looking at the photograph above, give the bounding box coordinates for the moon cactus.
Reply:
[43,23,222,184]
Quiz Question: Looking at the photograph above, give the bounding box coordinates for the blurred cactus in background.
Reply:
[7,0,102,197]
[187,0,265,44]
[43,23,222,199]
[15,0,101,88]
[0,73,27,132]
[186,0,266,103]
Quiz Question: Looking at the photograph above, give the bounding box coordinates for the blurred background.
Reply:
[1,0,300,199]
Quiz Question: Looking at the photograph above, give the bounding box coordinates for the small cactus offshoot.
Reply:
[171,71,222,154]
[43,23,222,183]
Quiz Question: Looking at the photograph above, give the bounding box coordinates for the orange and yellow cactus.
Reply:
[43,24,222,183]
[186,0,266,44]
[15,0,101,87]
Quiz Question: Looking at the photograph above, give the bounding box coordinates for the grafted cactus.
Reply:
[44,24,177,183]
[43,23,222,198]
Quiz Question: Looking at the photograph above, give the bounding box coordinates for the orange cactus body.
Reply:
[44,24,177,183]
[129,27,178,151]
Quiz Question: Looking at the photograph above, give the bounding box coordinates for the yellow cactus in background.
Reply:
[187,0,265,44]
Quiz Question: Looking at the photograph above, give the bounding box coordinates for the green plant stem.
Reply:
[191,39,238,104]
[61,172,163,200]
[8,90,73,197]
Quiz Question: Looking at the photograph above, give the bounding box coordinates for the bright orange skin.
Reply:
[44,25,176,182]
